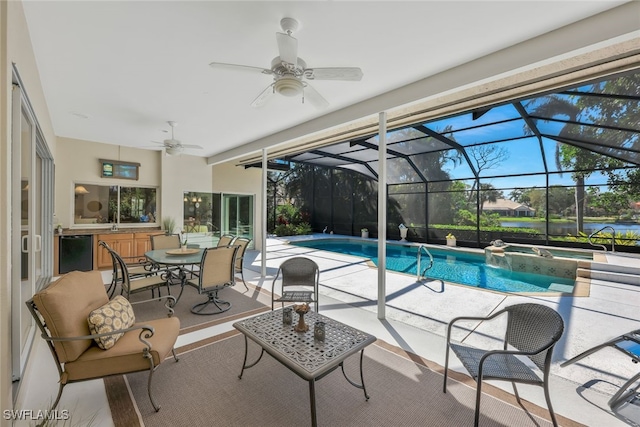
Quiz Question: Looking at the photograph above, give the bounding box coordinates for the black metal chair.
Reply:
[443,303,564,427]
[217,234,236,247]
[561,328,640,411]
[271,257,320,312]
[184,245,239,315]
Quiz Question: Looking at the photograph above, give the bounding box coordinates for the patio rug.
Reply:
[106,332,579,427]
[128,281,271,334]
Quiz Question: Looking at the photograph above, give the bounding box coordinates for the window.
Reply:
[73,183,157,226]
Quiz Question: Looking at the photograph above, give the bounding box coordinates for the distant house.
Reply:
[483,198,536,217]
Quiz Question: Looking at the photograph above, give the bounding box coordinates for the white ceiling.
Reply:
[22,1,628,160]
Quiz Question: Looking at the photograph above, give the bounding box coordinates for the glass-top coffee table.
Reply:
[233,309,376,427]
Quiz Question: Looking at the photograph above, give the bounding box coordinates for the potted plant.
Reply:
[361,228,369,238]
[180,231,188,251]
[446,233,456,247]
[56,223,63,234]
[162,216,176,235]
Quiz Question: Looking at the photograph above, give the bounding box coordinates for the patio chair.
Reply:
[150,233,185,282]
[184,245,239,315]
[217,234,236,247]
[232,237,252,291]
[561,328,640,411]
[150,234,181,250]
[111,248,172,300]
[443,303,564,427]
[26,270,180,413]
[99,240,156,297]
[271,257,320,313]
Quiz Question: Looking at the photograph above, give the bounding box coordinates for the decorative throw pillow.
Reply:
[87,295,135,350]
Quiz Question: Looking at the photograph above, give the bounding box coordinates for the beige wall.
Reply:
[159,151,214,231]
[213,161,263,250]
[55,137,162,228]
[1,0,56,418]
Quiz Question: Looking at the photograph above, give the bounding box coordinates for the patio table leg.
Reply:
[238,335,265,379]
[340,349,370,400]
[309,379,317,427]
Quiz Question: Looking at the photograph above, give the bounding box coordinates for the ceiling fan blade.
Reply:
[251,83,275,108]
[276,32,298,65]
[180,144,203,149]
[304,67,363,81]
[209,62,273,75]
[303,83,329,109]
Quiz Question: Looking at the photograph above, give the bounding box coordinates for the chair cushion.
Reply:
[32,270,109,363]
[87,295,135,350]
[63,317,180,383]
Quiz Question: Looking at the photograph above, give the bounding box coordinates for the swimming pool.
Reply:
[290,239,576,293]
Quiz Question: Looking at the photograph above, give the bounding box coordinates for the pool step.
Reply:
[577,260,640,286]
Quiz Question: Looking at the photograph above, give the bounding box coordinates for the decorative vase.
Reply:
[399,227,408,241]
[57,226,63,234]
[181,245,187,252]
[293,304,310,332]
[361,231,369,238]
[446,238,456,247]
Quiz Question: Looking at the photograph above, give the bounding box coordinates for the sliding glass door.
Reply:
[11,77,54,386]
[222,194,254,241]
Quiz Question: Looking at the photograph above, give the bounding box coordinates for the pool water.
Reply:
[291,239,575,293]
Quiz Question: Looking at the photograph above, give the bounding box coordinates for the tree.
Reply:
[466,145,509,203]
[524,73,640,232]
[478,183,502,212]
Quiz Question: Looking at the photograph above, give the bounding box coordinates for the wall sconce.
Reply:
[75,185,89,194]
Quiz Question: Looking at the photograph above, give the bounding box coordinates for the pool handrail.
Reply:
[588,225,616,252]
[417,245,434,281]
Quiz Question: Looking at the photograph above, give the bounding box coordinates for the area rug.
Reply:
[128,281,271,334]
[108,332,578,427]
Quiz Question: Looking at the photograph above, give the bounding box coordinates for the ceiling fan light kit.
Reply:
[275,76,303,97]
[209,17,362,109]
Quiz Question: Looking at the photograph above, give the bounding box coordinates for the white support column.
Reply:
[377,112,387,320]
[261,148,268,277]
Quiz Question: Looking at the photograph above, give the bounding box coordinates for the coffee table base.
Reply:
[238,335,370,427]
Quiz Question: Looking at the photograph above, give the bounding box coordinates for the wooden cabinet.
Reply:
[96,232,160,269]
[96,233,134,269]
[134,232,158,260]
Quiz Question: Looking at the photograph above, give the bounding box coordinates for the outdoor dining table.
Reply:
[145,248,204,305]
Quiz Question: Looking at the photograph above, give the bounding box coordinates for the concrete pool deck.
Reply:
[244,234,640,426]
[16,233,640,426]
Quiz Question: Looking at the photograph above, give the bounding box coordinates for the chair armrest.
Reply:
[130,295,177,317]
[446,311,507,344]
[41,324,157,352]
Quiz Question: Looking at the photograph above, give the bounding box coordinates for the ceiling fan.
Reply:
[152,121,203,156]
[209,17,363,109]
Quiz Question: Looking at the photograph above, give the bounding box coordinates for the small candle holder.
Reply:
[314,321,326,341]
[283,307,293,325]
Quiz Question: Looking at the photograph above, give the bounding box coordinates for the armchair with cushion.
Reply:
[443,303,564,427]
[26,270,180,413]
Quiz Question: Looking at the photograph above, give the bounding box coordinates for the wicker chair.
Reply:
[443,303,564,427]
[271,257,320,312]
[184,245,239,315]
